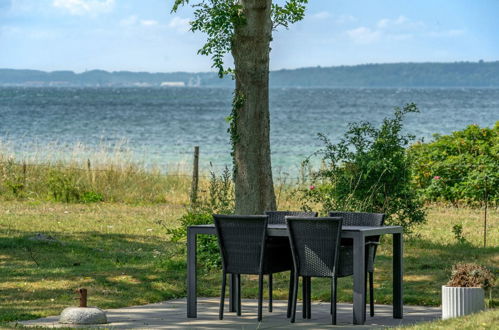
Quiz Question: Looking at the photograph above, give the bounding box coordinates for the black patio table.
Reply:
[186,224,403,325]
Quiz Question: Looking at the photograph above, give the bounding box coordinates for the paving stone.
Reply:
[18,298,441,329]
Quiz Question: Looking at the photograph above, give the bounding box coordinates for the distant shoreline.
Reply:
[2,61,499,88]
[2,86,499,90]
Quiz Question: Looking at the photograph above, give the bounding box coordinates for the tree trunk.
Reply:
[231,0,276,214]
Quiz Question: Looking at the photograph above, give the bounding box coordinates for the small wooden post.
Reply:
[76,288,88,307]
[87,159,94,184]
[190,146,200,205]
[22,161,27,185]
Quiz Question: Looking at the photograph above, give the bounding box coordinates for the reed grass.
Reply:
[0,149,302,208]
[0,147,196,205]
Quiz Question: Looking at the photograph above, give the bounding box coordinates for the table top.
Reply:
[188,224,403,237]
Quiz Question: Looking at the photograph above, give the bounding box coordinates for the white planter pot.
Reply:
[442,285,484,319]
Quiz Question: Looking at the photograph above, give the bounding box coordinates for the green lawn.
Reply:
[0,201,497,324]
[399,308,499,329]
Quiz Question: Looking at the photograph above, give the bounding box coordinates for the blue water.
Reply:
[1,87,498,174]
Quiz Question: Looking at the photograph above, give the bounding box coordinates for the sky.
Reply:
[0,0,498,73]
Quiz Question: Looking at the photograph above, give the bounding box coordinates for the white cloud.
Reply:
[336,14,357,25]
[345,26,381,44]
[375,16,463,39]
[377,15,424,30]
[52,0,115,16]
[388,33,413,41]
[120,15,138,26]
[378,15,407,28]
[0,25,59,40]
[120,16,158,28]
[345,15,464,45]
[428,29,465,37]
[168,17,190,32]
[311,11,330,20]
[309,12,357,25]
[8,0,51,14]
[345,15,455,44]
[140,20,158,27]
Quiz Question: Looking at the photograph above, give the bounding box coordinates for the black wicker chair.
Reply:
[213,214,293,321]
[329,211,386,317]
[286,216,343,325]
[265,211,318,225]
[264,211,318,316]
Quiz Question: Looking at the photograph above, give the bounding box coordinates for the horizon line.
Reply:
[2,59,498,75]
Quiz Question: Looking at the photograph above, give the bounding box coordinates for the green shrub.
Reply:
[409,122,499,205]
[166,167,234,269]
[46,170,105,203]
[81,191,104,203]
[0,159,25,198]
[452,224,468,244]
[47,170,85,202]
[300,103,426,233]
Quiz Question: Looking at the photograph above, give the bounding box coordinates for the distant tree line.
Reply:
[1,61,499,87]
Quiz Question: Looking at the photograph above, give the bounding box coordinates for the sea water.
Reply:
[1,87,498,175]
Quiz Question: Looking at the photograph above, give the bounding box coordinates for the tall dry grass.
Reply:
[0,141,196,204]
[0,140,305,207]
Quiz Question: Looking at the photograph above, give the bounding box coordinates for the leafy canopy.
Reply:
[172,0,308,77]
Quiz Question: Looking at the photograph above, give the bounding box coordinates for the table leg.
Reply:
[393,233,403,318]
[229,274,237,312]
[352,233,366,325]
[187,228,197,318]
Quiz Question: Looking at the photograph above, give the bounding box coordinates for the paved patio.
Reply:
[19,298,441,329]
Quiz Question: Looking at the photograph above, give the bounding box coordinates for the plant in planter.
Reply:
[442,263,495,319]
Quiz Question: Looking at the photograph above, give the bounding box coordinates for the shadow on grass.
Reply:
[306,238,498,307]
[372,238,498,306]
[0,229,186,322]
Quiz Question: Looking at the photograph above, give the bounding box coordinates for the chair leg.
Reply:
[268,273,273,312]
[307,277,311,319]
[219,271,226,320]
[257,274,264,322]
[330,277,333,315]
[302,276,307,319]
[237,274,241,316]
[364,270,368,319]
[290,273,299,323]
[331,276,337,325]
[369,272,374,317]
[330,293,332,315]
[287,272,294,318]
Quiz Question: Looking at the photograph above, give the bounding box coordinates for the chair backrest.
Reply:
[265,211,318,225]
[213,214,268,275]
[328,211,385,268]
[328,211,385,227]
[286,217,343,278]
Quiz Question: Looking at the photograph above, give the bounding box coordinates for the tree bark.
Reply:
[231,0,276,214]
